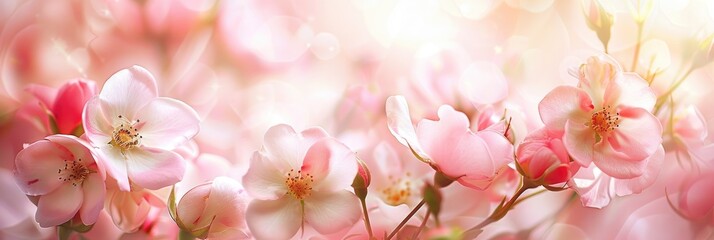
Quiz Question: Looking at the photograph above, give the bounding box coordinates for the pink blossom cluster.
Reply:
[2,0,714,240]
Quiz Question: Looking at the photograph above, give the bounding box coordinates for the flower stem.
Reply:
[359,196,375,239]
[631,22,645,72]
[654,67,694,114]
[387,199,426,240]
[412,207,431,239]
[179,229,196,240]
[58,226,72,240]
[463,179,534,236]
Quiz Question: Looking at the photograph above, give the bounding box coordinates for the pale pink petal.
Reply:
[107,190,152,232]
[538,86,592,130]
[614,146,664,196]
[674,106,707,141]
[607,73,656,111]
[246,197,302,240]
[564,119,596,167]
[476,130,515,170]
[386,95,430,162]
[592,139,648,179]
[26,84,57,108]
[98,66,158,120]
[303,138,358,192]
[36,184,83,227]
[242,151,287,200]
[568,165,612,209]
[680,174,714,220]
[200,177,248,232]
[82,97,113,145]
[14,140,67,195]
[126,147,186,190]
[304,190,361,234]
[262,124,309,171]
[607,107,662,160]
[95,146,130,191]
[176,182,211,228]
[80,174,106,225]
[0,169,37,228]
[134,97,200,150]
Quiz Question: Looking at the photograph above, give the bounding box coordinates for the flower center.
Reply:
[58,158,92,187]
[108,115,142,152]
[381,173,414,206]
[590,106,620,134]
[285,169,314,200]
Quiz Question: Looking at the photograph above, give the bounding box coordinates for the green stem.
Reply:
[514,188,547,206]
[654,68,694,115]
[386,199,425,240]
[631,22,644,72]
[58,226,73,240]
[463,179,534,235]
[359,196,375,239]
[412,208,431,239]
[179,229,195,240]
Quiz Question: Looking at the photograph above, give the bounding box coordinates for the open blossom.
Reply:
[174,177,249,239]
[517,128,579,185]
[386,95,514,190]
[539,56,665,208]
[539,56,662,179]
[13,135,105,227]
[242,124,360,239]
[82,65,200,191]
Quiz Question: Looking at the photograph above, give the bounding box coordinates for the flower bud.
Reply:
[516,128,579,185]
[174,177,249,239]
[352,157,371,200]
[583,0,614,51]
[51,79,97,135]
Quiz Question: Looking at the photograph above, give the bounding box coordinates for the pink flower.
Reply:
[82,65,200,191]
[516,128,579,185]
[105,182,164,232]
[386,95,514,190]
[539,56,662,179]
[242,124,361,239]
[13,135,105,227]
[174,177,249,239]
[27,79,97,135]
[674,171,714,225]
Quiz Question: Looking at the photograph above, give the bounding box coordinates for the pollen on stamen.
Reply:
[590,105,620,134]
[58,159,92,187]
[109,117,143,152]
[285,169,314,200]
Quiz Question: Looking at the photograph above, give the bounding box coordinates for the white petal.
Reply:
[36,184,83,227]
[134,97,200,150]
[242,152,288,200]
[126,147,186,190]
[98,66,158,120]
[304,190,361,234]
[385,95,430,162]
[246,197,302,240]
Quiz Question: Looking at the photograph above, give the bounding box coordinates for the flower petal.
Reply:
[36,183,83,227]
[302,138,358,192]
[52,79,97,134]
[126,147,186,190]
[607,107,662,161]
[592,140,648,179]
[564,119,596,167]
[614,146,664,196]
[14,140,68,195]
[539,86,592,131]
[80,174,106,225]
[607,73,656,111]
[242,151,288,200]
[386,95,430,162]
[176,182,211,228]
[95,146,130,191]
[262,124,326,171]
[304,190,361,234]
[246,197,302,240]
[568,164,612,209]
[98,66,158,120]
[134,97,200,150]
[82,97,113,146]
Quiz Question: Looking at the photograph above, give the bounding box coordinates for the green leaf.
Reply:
[423,183,442,226]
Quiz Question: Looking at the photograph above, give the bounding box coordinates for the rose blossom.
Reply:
[82,65,200,191]
[13,135,105,227]
[27,79,97,135]
[516,128,579,185]
[386,95,514,190]
[242,124,361,239]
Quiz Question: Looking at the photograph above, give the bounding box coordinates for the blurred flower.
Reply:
[386,95,514,190]
[673,171,714,225]
[583,0,614,52]
[242,124,360,239]
[13,135,105,227]
[174,177,249,239]
[82,65,200,191]
[516,128,580,185]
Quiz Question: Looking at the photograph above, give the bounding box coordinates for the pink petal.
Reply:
[302,138,358,192]
[176,182,211,228]
[98,66,158,121]
[82,97,113,146]
[246,197,302,240]
[26,84,57,109]
[242,151,288,200]
[386,95,430,162]
[675,106,707,141]
[304,190,361,234]
[80,174,106,225]
[0,169,37,228]
[592,140,647,179]
[200,177,248,231]
[614,146,664,196]
[564,119,596,167]
[45,135,100,171]
[568,165,612,209]
[107,190,152,232]
[607,73,656,111]
[476,130,515,170]
[134,97,200,150]
[52,79,97,134]
[95,146,130,191]
[538,86,592,131]
[262,124,326,171]
[126,147,186,190]
[36,184,83,227]
[607,107,662,160]
[14,140,68,196]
